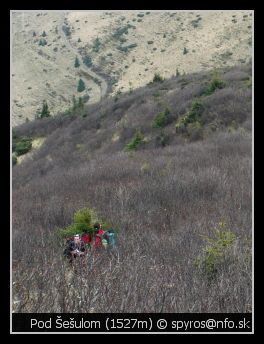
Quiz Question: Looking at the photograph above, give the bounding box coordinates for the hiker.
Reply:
[102,228,117,249]
[92,222,104,251]
[81,231,92,248]
[64,234,86,264]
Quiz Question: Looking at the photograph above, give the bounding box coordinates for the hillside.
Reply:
[12,64,252,313]
[11,10,252,126]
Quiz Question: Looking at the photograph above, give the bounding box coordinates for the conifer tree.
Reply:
[74,56,80,68]
[77,79,85,92]
[40,100,50,118]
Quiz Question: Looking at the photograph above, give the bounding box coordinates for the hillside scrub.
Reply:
[12,136,32,156]
[175,99,204,134]
[12,65,252,312]
[152,73,164,83]
[202,71,226,96]
[152,107,170,128]
[194,222,238,281]
[113,24,133,38]
[12,131,252,312]
[125,128,145,151]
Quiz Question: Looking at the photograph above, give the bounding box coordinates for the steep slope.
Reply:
[12,11,103,126]
[12,65,252,313]
[12,10,252,126]
[68,10,252,93]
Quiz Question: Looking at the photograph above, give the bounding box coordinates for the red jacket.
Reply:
[82,232,92,244]
[93,229,104,249]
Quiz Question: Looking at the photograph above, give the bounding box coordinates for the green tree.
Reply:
[83,55,92,67]
[77,79,86,92]
[56,208,104,239]
[78,97,84,109]
[62,25,71,37]
[93,37,101,52]
[39,38,47,46]
[194,222,237,281]
[40,100,50,118]
[74,56,80,68]
[125,129,144,151]
[152,108,170,128]
[14,137,32,156]
[203,71,225,96]
[42,31,47,37]
[183,47,188,54]
[152,73,164,83]
[72,95,77,110]
[175,100,204,134]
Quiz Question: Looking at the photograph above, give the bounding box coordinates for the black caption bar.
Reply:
[12,313,252,333]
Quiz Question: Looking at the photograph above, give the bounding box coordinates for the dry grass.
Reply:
[12,65,252,313]
[12,10,252,125]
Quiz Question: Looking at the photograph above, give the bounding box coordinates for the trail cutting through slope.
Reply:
[58,13,108,103]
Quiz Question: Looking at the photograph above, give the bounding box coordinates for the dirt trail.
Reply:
[58,13,108,103]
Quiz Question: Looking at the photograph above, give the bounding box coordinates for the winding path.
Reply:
[58,14,108,103]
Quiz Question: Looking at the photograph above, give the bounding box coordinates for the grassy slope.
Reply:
[12,10,252,126]
[68,10,252,94]
[12,65,252,313]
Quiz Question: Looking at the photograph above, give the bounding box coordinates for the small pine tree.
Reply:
[125,129,144,151]
[152,73,163,83]
[42,31,47,37]
[152,108,170,128]
[77,79,86,92]
[183,47,188,55]
[78,38,81,42]
[74,56,80,68]
[62,25,71,37]
[39,38,47,46]
[194,222,237,281]
[83,55,92,67]
[93,37,101,52]
[72,95,77,110]
[40,100,50,118]
[78,97,84,109]
[32,31,36,37]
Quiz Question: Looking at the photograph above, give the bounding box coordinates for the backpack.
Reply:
[103,229,116,247]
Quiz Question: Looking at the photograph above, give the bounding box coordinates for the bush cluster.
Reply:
[56,208,100,239]
[152,107,170,128]
[194,222,237,281]
[202,72,226,95]
[125,129,144,151]
[152,73,164,83]
[117,43,137,53]
[12,136,32,156]
[175,100,204,134]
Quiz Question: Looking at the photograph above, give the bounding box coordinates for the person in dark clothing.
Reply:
[64,234,86,264]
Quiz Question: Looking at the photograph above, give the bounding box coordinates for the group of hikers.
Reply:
[63,222,116,264]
